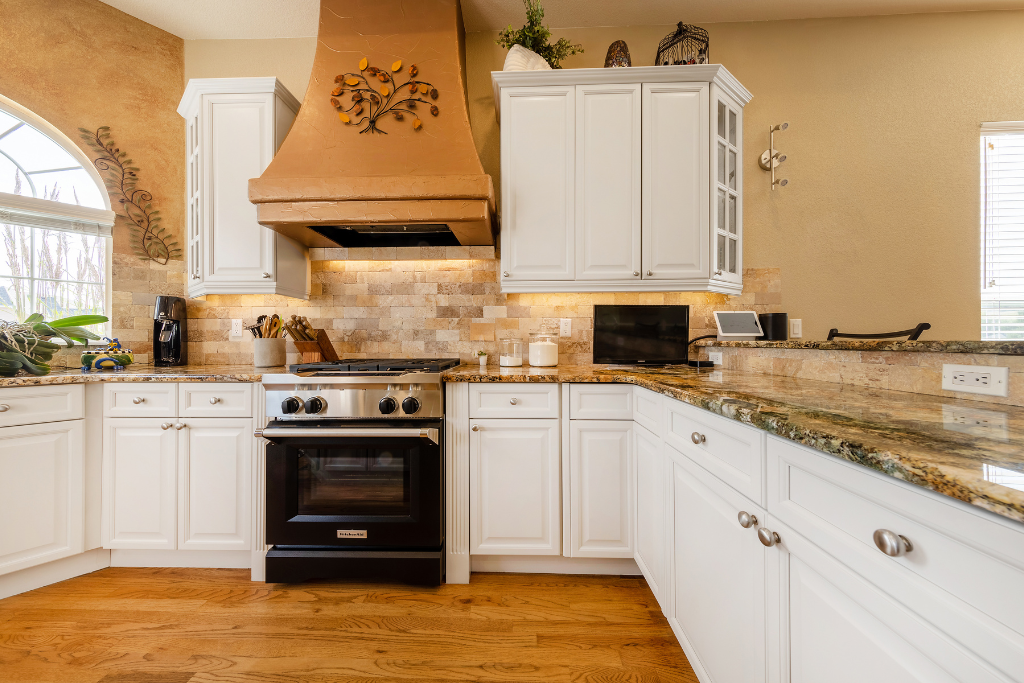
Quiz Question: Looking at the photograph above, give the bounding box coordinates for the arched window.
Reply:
[0,94,114,328]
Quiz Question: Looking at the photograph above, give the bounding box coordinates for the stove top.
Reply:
[288,358,461,375]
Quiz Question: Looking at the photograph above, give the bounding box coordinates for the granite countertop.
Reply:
[695,339,1024,355]
[443,364,1024,524]
[0,364,273,387]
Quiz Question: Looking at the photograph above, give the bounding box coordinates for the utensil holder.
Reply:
[292,329,339,363]
[254,337,286,368]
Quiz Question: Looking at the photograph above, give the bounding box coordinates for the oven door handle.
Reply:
[255,426,439,445]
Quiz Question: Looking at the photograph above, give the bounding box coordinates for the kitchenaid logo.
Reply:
[337,530,367,539]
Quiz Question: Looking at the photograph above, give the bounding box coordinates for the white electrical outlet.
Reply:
[559,318,572,337]
[708,351,723,365]
[942,404,1009,441]
[790,319,803,338]
[230,319,244,339]
[942,363,1009,397]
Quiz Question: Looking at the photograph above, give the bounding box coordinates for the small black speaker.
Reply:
[758,313,788,341]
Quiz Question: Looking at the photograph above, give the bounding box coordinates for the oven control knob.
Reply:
[281,396,302,414]
[378,396,398,415]
[402,397,421,414]
[304,396,326,415]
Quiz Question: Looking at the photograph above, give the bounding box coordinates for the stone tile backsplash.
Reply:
[105,249,781,366]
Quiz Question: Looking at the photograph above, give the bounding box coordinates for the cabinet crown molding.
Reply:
[491,64,751,122]
[177,77,300,118]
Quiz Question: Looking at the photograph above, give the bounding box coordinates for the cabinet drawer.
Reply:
[569,384,632,420]
[0,385,83,427]
[664,398,765,505]
[469,383,559,419]
[769,436,1024,655]
[633,387,663,433]
[104,383,177,418]
[179,383,252,418]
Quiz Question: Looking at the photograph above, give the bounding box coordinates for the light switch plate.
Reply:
[559,318,572,337]
[941,363,1009,397]
[790,319,802,338]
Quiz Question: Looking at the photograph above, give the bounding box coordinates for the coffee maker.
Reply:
[153,295,187,366]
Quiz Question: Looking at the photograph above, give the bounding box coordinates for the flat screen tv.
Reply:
[593,305,690,365]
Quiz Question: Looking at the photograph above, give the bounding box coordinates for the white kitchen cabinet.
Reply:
[178,78,309,299]
[470,418,561,555]
[499,85,575,282]
[669,445,766,683]
[103,418,177,550]
[575,83,641,281]
[179,418,252,550]
[568,420,633,558]
[633,422,670,607]
[0,421,84,576]
[642,82,708,281]
[492,66,751,294]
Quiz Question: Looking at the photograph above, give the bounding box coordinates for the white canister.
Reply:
[528,332,559,367]
[254,337,286,368]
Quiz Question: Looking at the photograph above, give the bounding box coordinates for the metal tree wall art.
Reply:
[330,58,439,134]
[78,127,180,264]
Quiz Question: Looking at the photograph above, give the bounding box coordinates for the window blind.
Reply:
[981,123,1024,340]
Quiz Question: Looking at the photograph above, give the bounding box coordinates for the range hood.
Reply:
[248,0,495,248]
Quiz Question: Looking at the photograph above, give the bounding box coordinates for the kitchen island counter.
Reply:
[443,364,1024,525]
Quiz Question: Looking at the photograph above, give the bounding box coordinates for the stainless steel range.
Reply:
[258,358,460,585]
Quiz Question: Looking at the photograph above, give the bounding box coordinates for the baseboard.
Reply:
[110,549,251,569]
[470,555,641,575]
[0,548,110,600]
[446,552,470,584]
[250,548,267,582]
[668,616,713,683]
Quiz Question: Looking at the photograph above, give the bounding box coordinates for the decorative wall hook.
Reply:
[759,122,789,190]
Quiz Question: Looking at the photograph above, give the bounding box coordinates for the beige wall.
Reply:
[184,38,316,103]
[0,0,186,357]
[467,12,1024,341]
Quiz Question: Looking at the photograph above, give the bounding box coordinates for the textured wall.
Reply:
[0,0,186,356]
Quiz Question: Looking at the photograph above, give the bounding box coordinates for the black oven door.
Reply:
[264,423,442,549]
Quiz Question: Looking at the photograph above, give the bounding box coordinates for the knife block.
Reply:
[292,329,339,363]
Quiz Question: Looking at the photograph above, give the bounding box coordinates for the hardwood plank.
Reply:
[0,569,699,683]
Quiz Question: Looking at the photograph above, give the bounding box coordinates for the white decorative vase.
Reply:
[503,45,552,71]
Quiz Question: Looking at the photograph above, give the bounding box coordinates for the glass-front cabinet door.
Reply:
[711,86,742,287]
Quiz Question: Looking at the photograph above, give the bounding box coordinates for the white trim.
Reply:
[0,192,115,236]
[501,278,743,294]
[0,93,111,211]
[470,554,641,575]
[110,549,252,568]
[0,548,110,600]
[981,121,1024,135]
[492,64,752,123]
[178,77,300,118]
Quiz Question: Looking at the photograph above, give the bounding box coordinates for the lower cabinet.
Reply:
[568,420,633,558]
[669,445,766,683]
[470,418,561,554]
[0,420,84,575]
[103,417,252,551]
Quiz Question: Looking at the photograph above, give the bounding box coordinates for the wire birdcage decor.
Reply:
[655,22,709,66]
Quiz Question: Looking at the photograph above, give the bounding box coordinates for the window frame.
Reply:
[0,93,114,337]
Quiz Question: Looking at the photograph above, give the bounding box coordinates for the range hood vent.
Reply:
[310,224,462,248]
[248,0,495,249]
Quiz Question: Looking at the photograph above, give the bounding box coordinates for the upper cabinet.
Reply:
[177,78,310,299]
[493,66,750,294]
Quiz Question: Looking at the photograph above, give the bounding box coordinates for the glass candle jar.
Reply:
[499,338,523,366]
[528,331,559,367]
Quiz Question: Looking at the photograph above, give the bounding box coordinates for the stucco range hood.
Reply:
[248,0,495,248]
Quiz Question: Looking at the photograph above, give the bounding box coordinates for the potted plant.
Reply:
[477,349,488,368]
[497,0,583,70]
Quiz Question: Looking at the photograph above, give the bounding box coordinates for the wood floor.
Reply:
[0,568,699,683]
